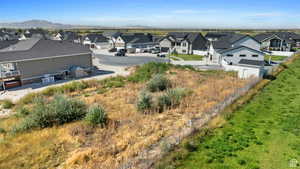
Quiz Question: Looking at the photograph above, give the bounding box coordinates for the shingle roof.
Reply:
[254,32,300,43]
[238,59,265,66]
[0,39,91,63]
[85,34,109,43]
[0,40,19,50]
[219,45,265,55]
[121,33,153,44]
[0,38,40,52]
[212,33,247,49]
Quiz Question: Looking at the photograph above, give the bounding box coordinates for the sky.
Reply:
[0,0,300,29]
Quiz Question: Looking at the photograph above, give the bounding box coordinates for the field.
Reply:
[156,54,300,169]
[0,63,250,169]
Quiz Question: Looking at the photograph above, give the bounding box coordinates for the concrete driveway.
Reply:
[95,54,168,67]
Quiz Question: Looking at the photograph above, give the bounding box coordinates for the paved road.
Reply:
[95,54,168,67]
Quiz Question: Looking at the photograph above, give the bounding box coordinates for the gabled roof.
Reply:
[59,31,81,41]
[219,45,265,55]
[103,31,122,38]
[0,40,19,50]
[238,59,265,67]
[205,32,234,39]
[0,39,91,63]
[85,34,109,43]
[0,38,40,52]
[254,32,300,43]
[212,33,257,49]
[120,33,153,44]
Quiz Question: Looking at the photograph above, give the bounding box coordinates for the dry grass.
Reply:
[0,68,250,169]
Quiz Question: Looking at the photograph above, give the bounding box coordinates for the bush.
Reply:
[13,95,87,132]
[85,105,107,127]
[166,88,189,106]
[18,92,39,105]
[101,76,126,88]
[128,62,171,83]
[15,106,30,117]
[137,91,153,114]
[2,99,14,109]
[61,81,89,93]
[157,94,172,112]
[0,128,6,134]
[146,74,171,92]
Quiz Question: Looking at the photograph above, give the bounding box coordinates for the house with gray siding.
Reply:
[83,34,110,49]
[254,32,300,51]
[208,33,265,65]
[114,33,156,51]
[159,32,208,55]
[0,38,92,89]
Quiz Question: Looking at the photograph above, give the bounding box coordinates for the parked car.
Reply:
[115,49,126,56]
[151,48,160,54]
[108,48,117,52]
[157,54,166,58]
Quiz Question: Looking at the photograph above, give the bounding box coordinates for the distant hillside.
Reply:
[0,20,76,29]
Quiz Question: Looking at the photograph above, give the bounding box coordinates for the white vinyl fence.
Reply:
[270,51,295,57]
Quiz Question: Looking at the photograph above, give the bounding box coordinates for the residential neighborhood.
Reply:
[1,27,300,89]
[1,1,300,167]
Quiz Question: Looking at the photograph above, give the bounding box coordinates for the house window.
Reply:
[252,54,259,57]
[182,42,187,47]
[182,50,187,53]
[176,42,181,46]
[226,54,233,57]
[239,54,246,57]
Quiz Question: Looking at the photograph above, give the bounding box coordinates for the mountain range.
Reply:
[0,20,152,29]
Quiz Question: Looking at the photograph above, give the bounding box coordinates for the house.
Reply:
[103,31,122,49]
[0,38,93,88]
[83,34,110,49]
[254,32,300,51]
[207,33,264,65]
[114,33,156,51]
[205,32,234,41]
[53,31,82,43]
[159,32,208,55]
[24,29,49,39]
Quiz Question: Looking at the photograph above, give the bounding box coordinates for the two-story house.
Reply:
[254,32,300,51]
[207,33,265,66]
[159,32,208,55]
[53,31,82,43]
[114,33,156,50]
[83,34,110,49]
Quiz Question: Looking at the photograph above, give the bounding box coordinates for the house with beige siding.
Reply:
[0,38,92,89]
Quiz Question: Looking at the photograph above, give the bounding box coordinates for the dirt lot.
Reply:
[0,65,251,169]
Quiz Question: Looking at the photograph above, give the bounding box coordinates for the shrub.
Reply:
[1,99,14,109]
[61,81,89,93]
[137,91,153,114]
[85,105,107,127]
[166,88,189,106]
[101,76,126,88]
[13,95,87,132]
[184,141,198,152]
[146,74,171,92]
[128,62,171,83]
[157,94,172,112]
[0,128,6,134]
[15,106,30,117]
[18,92,39,105]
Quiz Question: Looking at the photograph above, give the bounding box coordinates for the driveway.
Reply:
[95,54,168,67]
